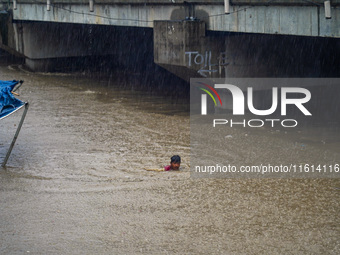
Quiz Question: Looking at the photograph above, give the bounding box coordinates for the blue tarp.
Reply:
[0,80,25,120]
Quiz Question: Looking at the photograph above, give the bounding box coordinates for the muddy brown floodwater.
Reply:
[0,62,339,255]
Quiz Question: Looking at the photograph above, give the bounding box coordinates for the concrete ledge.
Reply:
[11,3,340,38]
[1,0,340,5]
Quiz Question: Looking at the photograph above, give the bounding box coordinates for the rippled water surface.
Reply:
[0,62,339,254]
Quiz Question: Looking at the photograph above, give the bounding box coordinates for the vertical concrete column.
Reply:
[154,20,225,80]
[154,20,206,67]
[18,22,95,71]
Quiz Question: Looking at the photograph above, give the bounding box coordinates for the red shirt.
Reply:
[164,165,171,171]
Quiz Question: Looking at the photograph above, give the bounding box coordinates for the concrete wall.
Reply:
[0,11,24,57]
[154,20,227,80]
[2,1,339,38]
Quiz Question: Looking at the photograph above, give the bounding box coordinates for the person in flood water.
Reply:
[164,155,181,171]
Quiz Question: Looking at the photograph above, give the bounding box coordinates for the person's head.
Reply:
[170,155,181,170]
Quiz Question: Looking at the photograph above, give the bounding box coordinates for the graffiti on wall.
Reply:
[185,51,229,77]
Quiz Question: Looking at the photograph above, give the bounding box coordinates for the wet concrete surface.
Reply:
[0,63,340,254]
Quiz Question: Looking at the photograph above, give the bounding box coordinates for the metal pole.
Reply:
[13,80,24,92]
[2,103,29,167]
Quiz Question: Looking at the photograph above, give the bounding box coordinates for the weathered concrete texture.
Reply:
[2,0,340,5]
[154,19,340,79]
[13,3,170,28]
[198,5,340,38]
[154,20,226,80]
[0,11,25,57]
[154,20,206,67]
[10,3,340,38]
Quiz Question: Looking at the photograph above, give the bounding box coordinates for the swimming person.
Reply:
[164,155,181,171]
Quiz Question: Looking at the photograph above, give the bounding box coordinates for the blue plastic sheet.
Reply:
[0,80,25,120]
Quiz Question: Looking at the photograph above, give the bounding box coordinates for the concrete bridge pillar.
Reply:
[1,16,129,72]
[0,18,97,71]
[154,20,225,81]
[20,22,96,71]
